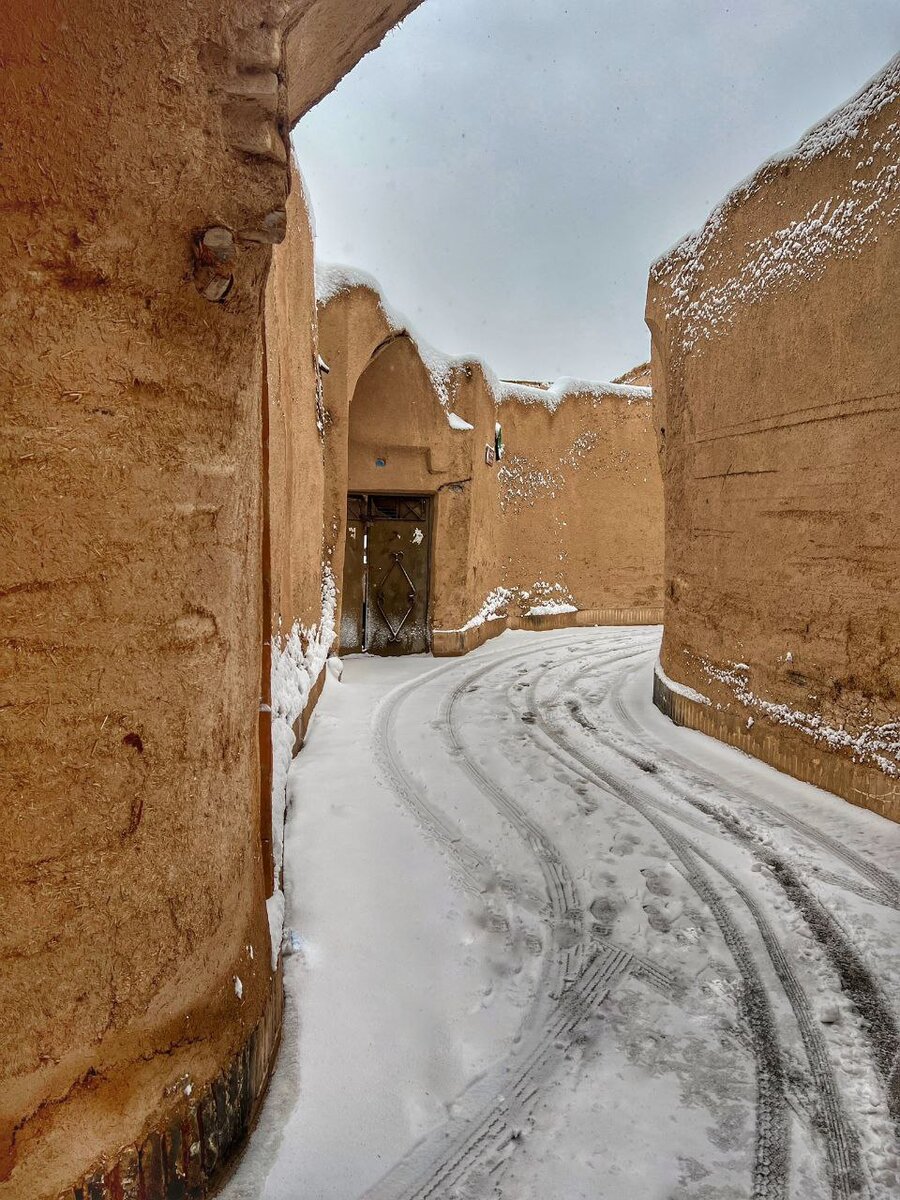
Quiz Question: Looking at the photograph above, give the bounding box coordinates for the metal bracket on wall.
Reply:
[375,551,416,642]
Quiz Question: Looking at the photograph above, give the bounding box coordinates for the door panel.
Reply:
[366,509,430,656]
[340,494,431,656]
[339,495,367,654]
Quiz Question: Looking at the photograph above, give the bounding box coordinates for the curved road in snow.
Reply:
[223,628,900,1200]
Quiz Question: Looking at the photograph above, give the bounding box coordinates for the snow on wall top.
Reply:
[315,261,472,420]
[316,262,403,319]
[433,581,578,634]
[491,376,650,412]
[651,53,900,353]
[315,260,650,416]
[790,53,900,163]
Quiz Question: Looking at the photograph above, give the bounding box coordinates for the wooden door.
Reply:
[367,523,429,655]
[340,494,431,655]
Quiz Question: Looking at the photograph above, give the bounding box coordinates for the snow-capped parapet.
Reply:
[315,259,651,414]
[315,260,469,409]
[654,658,712,707]
[518,581,576,617]
[651,54,900,354]
[435,582,579,634]
[790,53,900,164]
[490,376,650,413]
[526,602,577,617]
[315,262,398,313]
[267,566,337,968]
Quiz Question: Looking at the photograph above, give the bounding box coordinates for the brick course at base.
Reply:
[61,969,283,1200]
[653,673,900,824]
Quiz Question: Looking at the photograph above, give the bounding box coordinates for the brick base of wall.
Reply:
[62,964,284,1200]
[431,607,663,657]
[653,671,900,824]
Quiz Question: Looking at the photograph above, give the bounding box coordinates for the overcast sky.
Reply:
[291,1,899,382]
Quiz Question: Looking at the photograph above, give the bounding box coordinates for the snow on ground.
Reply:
[223,628,900,1200]
[525,601,578,617]
[267,568,337,967]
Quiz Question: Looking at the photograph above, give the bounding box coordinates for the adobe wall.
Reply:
[262,168,335,929]
[317,273,664,657]
[646,55,900,819]
[494,382,664,619]
[317,281,416,643]
[0,3,421,1197]
[613,360,651,388]
[266,174,324,650]
[347,336,483,634]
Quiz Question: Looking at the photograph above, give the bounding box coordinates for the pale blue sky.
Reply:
[292,1,899,381]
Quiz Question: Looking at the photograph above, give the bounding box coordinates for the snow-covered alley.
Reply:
[223,627,900,1200]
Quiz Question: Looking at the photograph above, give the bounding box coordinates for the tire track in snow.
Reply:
[366,634,640,1198]
[380,944,632,1200]
[578,652,900,1122]
[601,651,900,911]
[370,631,594,897]
[509,655,793,1200]
[526,656,876,1199]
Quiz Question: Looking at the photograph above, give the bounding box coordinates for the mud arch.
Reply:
[317,274,665,660]
[318,276,525,658]
[341,335,484,654]
[0,3,422,1196]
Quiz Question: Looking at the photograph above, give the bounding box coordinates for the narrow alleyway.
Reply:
[223,628,900,1200]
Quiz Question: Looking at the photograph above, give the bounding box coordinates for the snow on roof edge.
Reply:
[315,261,651,413]
[650,52,900,277]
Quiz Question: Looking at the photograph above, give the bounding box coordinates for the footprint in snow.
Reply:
[644,896,684,933]
[641,863,679,896]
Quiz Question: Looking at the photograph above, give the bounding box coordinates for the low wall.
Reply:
[432,620,509,658]
[646,54,900,818]
[431,607,663,657]
[519,607,663,632]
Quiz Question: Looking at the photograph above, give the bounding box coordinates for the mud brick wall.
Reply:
[317,279,664,654]
[494,386,664,617]
[646,56,900,818]
[0,2,423,1195]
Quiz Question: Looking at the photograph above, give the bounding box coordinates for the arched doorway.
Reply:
[342,492,432,654]
[331,331,480,656]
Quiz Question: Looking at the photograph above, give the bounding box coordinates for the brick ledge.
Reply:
[652,671,900,824]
